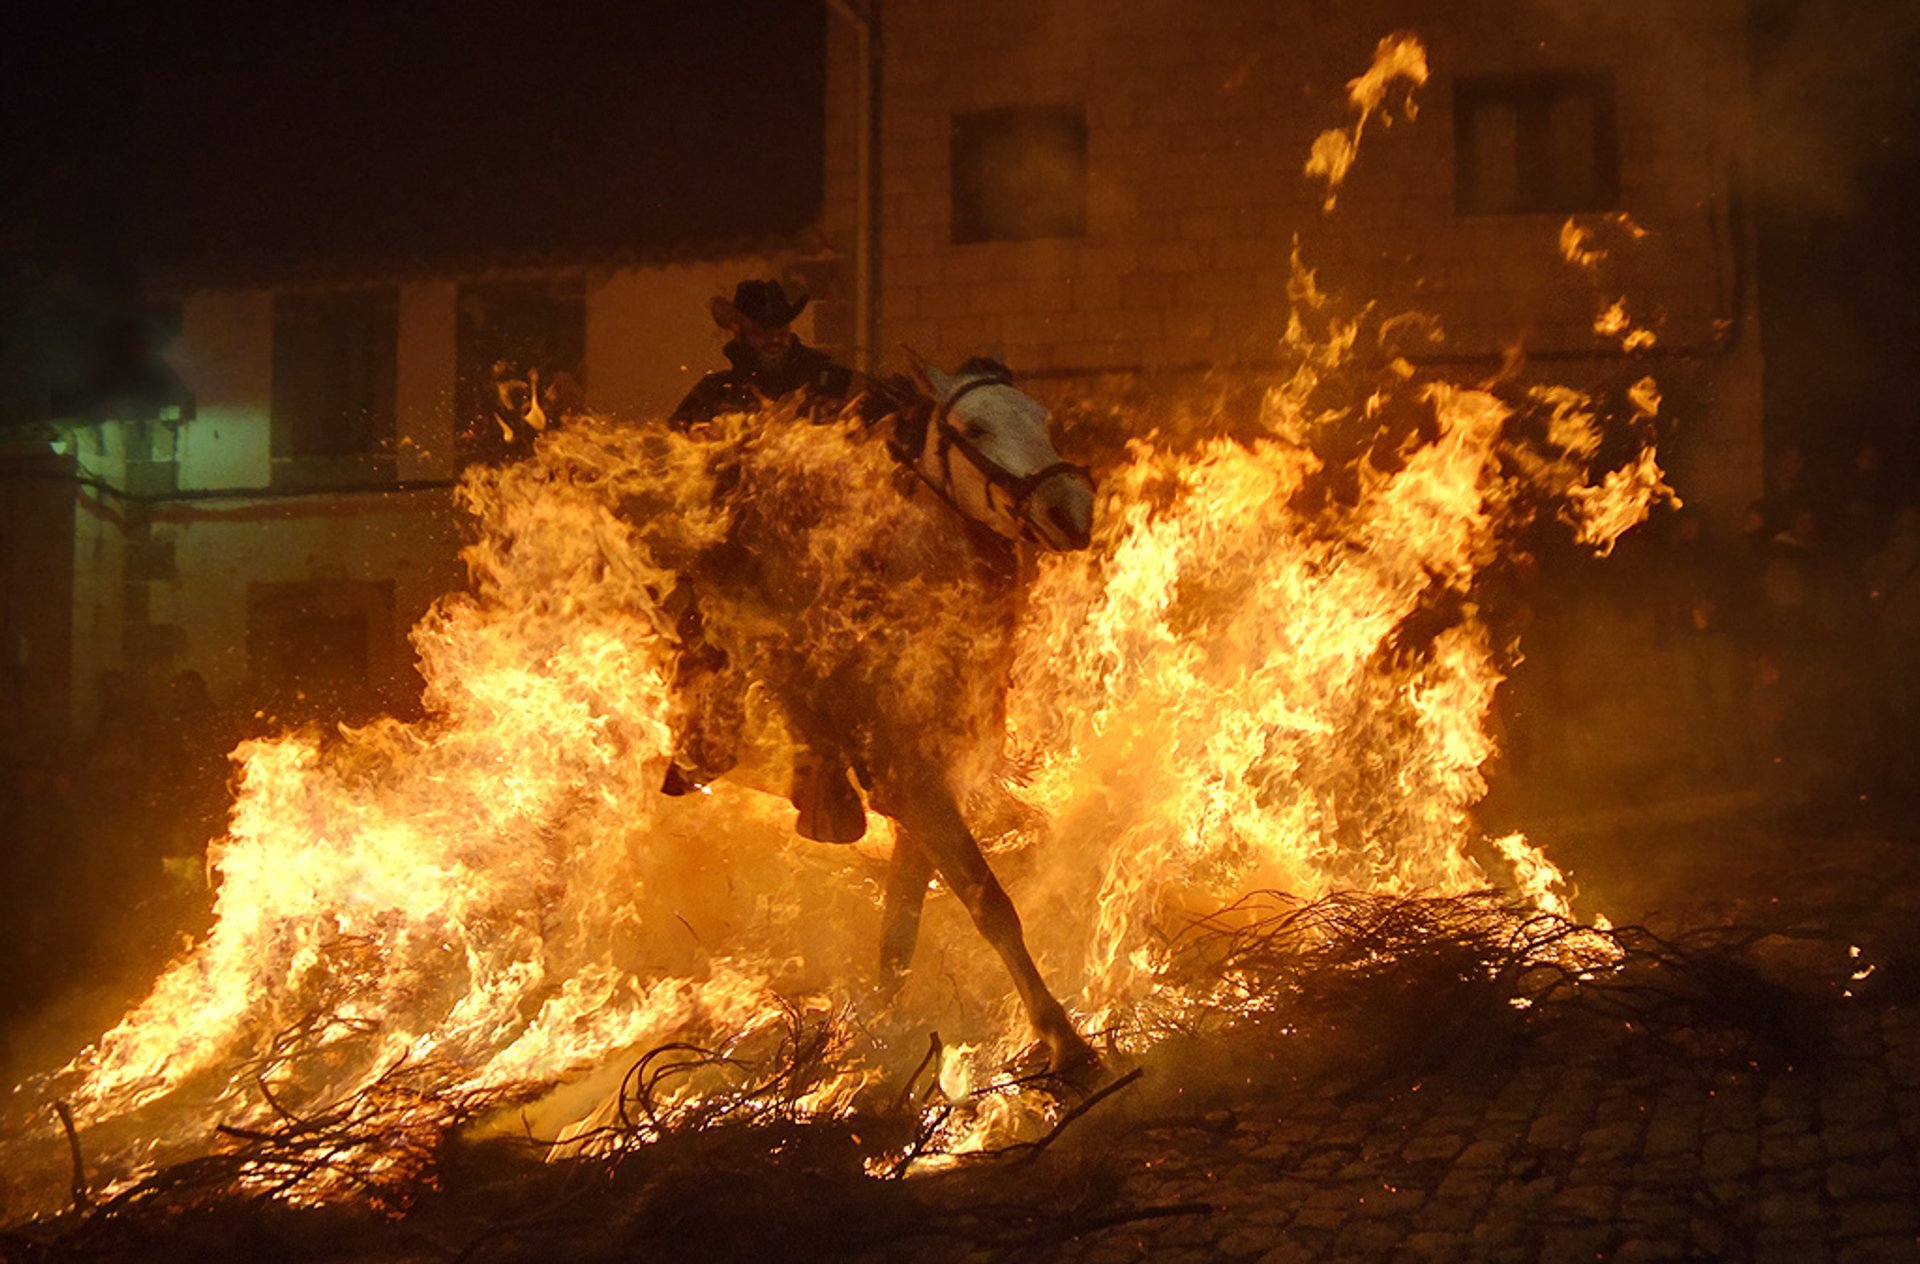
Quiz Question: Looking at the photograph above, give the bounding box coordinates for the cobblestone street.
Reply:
[1038,1007,1920,1263]
[887,805,1920,1263]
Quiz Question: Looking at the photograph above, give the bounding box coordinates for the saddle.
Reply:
[657,605,868,844]
[787,749,868,844]
[662,740,866,844]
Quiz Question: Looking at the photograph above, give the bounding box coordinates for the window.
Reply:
[455,278,586,466]
[1454,74,1618,215]
[246,580,396,718]
[951,106,1087,243]
[270,290,397,476]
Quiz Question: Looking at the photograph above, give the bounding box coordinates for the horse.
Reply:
[657,353,1097,1072]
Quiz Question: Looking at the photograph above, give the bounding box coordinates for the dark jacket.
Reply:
[669,339,863,430]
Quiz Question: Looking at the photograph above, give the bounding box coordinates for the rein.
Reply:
[904,374,1092,543]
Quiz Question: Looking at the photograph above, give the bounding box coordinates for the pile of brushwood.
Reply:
[0,890,1844,1264]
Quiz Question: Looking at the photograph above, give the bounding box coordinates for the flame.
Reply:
[1559,221,1607,272]
[1000,284,1663,1025]
[1305,33,1429,211]
[2,31,1672,1210]
[1593,298,1658,352]
[1566,215,1659,351]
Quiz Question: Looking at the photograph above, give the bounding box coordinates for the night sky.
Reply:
[1,2,824,282]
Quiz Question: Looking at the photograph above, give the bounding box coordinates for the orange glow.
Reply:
[3,32,1672,1207]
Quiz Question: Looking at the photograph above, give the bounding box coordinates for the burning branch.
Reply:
[52,1101,91,1213]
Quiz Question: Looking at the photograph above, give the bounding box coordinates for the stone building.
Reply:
[854,0,1760,506]
[1,0,1762,759]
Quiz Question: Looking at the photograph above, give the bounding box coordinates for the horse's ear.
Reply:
[903,345,955,397]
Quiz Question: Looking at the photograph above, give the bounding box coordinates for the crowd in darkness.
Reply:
[0,670,235,1037]
[1648,442,1919,812]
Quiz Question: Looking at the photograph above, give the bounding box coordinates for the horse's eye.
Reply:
[963,420,989,439]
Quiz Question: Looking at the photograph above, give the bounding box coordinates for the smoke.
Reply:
[1747,0,1920,218]
[1741,0,1920,456]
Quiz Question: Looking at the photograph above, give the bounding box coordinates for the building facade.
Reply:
[4,0,1762,757]
[31,249,840,748]
[865,0,1760,510]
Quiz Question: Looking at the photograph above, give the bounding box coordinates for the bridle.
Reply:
[903,372,1093,544]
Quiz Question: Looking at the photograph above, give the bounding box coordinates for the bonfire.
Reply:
[2,34,1705,1253]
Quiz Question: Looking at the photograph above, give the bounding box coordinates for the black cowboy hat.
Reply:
[709,279,809,332]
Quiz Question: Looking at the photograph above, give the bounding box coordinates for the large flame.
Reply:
[3,33,1674,1211]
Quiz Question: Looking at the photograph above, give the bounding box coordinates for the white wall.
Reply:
[585,254,797,421]
[136,281,467,707]
[142,257,808,710]
[173,291,273,490]
[152,495,467,704]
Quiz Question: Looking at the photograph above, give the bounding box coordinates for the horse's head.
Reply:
[903,354,1095,552]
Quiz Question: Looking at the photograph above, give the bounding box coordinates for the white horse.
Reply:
[666,354,1096,1070]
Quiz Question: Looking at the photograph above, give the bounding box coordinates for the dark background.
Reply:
[0,0,824,418]
[1,0,825,274]
[1749,0,1920,475]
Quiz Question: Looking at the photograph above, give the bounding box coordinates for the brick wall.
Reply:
[871,0,1763,518]
[814,1,871,362]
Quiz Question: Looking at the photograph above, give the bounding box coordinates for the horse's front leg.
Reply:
[885,766,1094,1073]
[878,826,935,996]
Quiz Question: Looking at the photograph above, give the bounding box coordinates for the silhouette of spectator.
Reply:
[92,667,139,729]
[1834,442,1896,560]
[150,669,236,884]
[0,753,81,1024]
[1739,498,1773,572]
[1756,502,1876,811]
[1750,507,1825,796]
[1758,446,1815,539]
[1761,509,1821,640]
[75,669,153,966]
[1811,461,1881,792]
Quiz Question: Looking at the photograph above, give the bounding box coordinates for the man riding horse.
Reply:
[669,279,870,429]
[657,316,1098,1070]
[664,279,891,843]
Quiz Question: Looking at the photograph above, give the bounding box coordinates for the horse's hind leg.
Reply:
[878,828,935,995]
[887,772,1094,1072]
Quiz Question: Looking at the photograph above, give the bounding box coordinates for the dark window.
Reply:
[1454,74,1618,215]
[455,278,587,466]
[270,290,398,469]
[951,107,1088,243]
[246,580,396,719]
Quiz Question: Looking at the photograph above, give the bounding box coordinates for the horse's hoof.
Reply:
[1043,1026,1098,1076]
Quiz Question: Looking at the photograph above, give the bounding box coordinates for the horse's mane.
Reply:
[954,356,1013,381]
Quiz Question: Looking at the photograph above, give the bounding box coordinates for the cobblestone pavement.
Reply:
[1038,1007,1920,1263]
[914,811,1920,1263]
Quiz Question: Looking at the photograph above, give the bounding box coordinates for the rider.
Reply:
[661,279,881,843]
[670,279,864,429]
